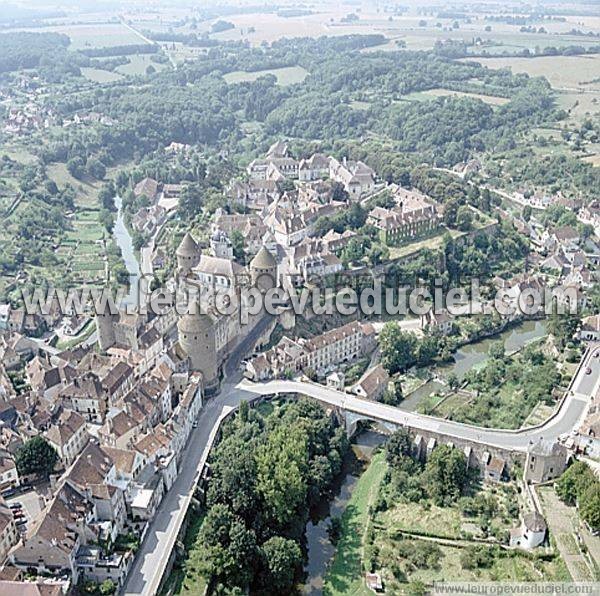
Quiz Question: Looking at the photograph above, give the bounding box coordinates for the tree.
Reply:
[99,579,116,595]
[447,372,460,391]
[342,237,365,264]
[579,484,600,533]
[382,378,403,405]
[178,184,203,219]
[460,545,494,569]
[385,428,412,468]
[260,536,302,593]
[256,425,308,525]
[238,400,249,423]
[198,504,257,589]
[379,322,417,374]
[86,157,106,180]
[522,205,532,221]
[331,181,350,202]
[422,444,467,506]
[407,580,428,596]
[66,156,85,179]
[15,436,58,476]
[547,312,579,349]
[488,341,505,360]
[367,243,389,266]
[442,198,460,228]
[416,334,439,366]
[456,205,473,231]
[230,230,245,263]
[556,461,595,505]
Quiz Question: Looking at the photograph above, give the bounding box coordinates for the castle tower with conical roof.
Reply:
[250,246,277,292]
[177,310,219,393]
[176,232,201,275]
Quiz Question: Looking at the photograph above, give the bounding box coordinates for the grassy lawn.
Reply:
[322,451,569,593]
[36,23,147,49]
[388,228,463,260]
[582,153,600,167]
[537,486,599,581]
[55,319,95,351]
[429,391,472,419]
[323,452,387,596]
[348,100,372,111]
[380,499,464,539]
[116,54,169,76]
[521,402,555,428]
[223,65,309,86]
[81,67,124,83]
[46,163,102,208]
[461,55,600,91]
[408,88,510,106]
[396,542,571,585]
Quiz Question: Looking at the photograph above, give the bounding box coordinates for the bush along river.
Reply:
[303,430,386,594]
[301,319,548,592]
[399,318,548,412]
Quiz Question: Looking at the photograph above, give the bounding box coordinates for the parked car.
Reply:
[15,518,26,526]
[9,502,22,510]
[192,421,198,429]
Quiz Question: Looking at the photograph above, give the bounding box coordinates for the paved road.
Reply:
[121,315,274,596]
[123,338,598,594]
[238,343,600,453]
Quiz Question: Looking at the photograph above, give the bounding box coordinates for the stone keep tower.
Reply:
[96,310,117,352]
[249,246,278,292]
[177,311,219,393]
[176,232,201,275]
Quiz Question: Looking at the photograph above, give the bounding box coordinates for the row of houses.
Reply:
[0,366,204,589]
[245,320,377,380]
[245,141,377,199]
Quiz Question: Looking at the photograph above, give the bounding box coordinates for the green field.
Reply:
[325,453,570,593]
[42,23,146,49]
[418,88,510,106]
[81,67,124,83]
[463,55,600,91]
[223,65,309,86]
[116,54,169,76]
[324,452,387,596]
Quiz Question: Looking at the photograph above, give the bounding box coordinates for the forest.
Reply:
[34,36,557,169]
[191,399,349,593]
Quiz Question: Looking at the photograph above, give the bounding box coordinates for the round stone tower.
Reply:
[177,311,219,393]
[176,232,200,275]
[95,310,116,352]
[250,246,277,292]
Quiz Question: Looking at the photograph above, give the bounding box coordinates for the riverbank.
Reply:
[399,319,549,416]
[322,451,387,596]
[113,196,141,306]
[323,448,571,594]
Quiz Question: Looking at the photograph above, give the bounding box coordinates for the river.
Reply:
[302,321,548,590]
[303,431,386,594]
[112,196,141,306]
[399,319,548,412]
[436,319,548,380]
